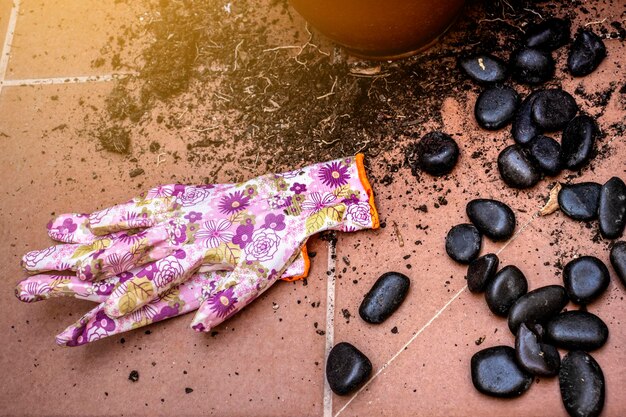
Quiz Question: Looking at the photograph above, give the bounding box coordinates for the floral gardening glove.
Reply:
[20,154,379,333]
[16,214,309,346]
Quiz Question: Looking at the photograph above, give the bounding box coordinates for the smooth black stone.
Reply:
[474,86,520,130]
[528,135,562,176]
[326,342,372,395]
[558,182,601,221]
[415,131,459,176]
[524,18,571,51]
[563,256,610,305]
[507,285,569,334]
[511,91,543,145]
[598,177,626,239]
[610,241,626,288]
[497,145,541,189]
[466,199,516,241]
[359,272,410,324]
[471,346,533,398]
[445,224,482,264]
[568,30,607,77]
[515,323,561,377]
[466,253,499,293]
[531,89,578,132]
[459,54,508,84]
[510,48,555,85]
[561,115,598,170]
[485,265,528,317]
[559,351,605,417]
[546,311,609,351]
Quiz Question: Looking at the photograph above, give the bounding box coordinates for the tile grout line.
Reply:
[334,211,540,417]
[323,239,337,417]
[0,0,20,94]
[1,74,133,86]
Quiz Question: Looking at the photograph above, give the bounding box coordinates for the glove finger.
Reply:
[88,197,171,236]
[15,274,118,303]
[103,249,204,318]
[55,272,215,347]
[21,235,118,274]
[47,213,97,244]
[281,244,310,281]
[75,223,174,281]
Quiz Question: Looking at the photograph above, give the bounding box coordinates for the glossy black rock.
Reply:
[414,131,459,176]
[558,182,601,221]
[471,346,532,397]
[485,265,528,316]
[561,115,597,170]
[326,342,372,395]
[568,30,607,77]
[524,18,570,50]
[445,224,482,264]
[359,272,410,324]
[528,135,562,176]
[497,145,541,189]
[459,54,508,84]
[466,199,516,241]
[510,48,555,85]
[516,323,561,377]
[511,92,542,145]
[546,311,608,351]
[559,351,605,417]
[474,86,520,130]
[531,89,578,132]
[466,253,499,293]
[563,256,610,305]
[598,177,626,239]
[610,241,626,288]
[507,285,568,334]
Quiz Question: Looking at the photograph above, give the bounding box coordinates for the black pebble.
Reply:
[185,387,193,394]
[359,272,410,324]
[129,370,139,382]
[466,253,499,293]
[497,145,541,189]
[524,18,570,51]
[528,135,562,176]
[507,285,569,334]
[598,177,626,239]
[531,89,578,132]
[510,48,555,85]
[515,323,561,377]
[561,115,598,170]
[459,54,508,84]
[512,91,543,145]
[466,199,516,241]
[558,182,601,221]
[326,342,372,395]
[471,345,533,397]
[559,351,605,417]
[414,131,459,176]
[445,224,482,264]
[485,265,528,316]
[474,86,520,130]
[546,310,608,351]
[563,256,610,305]
[568,29,607,77]
[610,241,626,288]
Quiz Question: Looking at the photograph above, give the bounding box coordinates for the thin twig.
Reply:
[585,18,607,26]
[233,39,244,71]
[317,76,338,99]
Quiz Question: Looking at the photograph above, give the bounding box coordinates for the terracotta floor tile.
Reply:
[6,0,144,80]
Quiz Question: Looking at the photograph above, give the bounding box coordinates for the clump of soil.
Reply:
[96,125,131,154]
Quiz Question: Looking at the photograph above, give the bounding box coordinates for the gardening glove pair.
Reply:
[17,154,379,345]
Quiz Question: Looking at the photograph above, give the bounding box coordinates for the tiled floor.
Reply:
[0,1,625,416]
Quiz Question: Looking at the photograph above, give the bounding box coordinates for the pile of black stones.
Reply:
[459,19,607,190]
[444,196,625,417]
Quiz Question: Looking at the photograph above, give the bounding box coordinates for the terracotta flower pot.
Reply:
[288,0,466,60]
